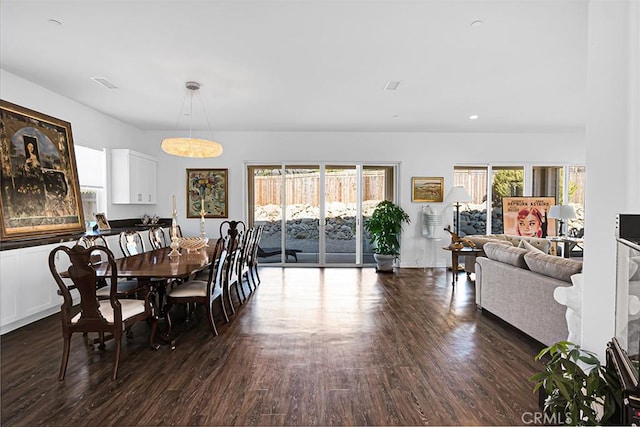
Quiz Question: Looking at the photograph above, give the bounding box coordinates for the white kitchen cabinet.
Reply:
[111,149,157,204]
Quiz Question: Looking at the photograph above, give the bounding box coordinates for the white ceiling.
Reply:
[1,0,588,133]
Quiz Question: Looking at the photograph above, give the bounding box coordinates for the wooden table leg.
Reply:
[451,252,458,286]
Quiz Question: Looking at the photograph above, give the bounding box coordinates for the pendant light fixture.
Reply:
[161,81,223,158]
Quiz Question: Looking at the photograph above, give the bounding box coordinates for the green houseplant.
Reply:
[364,200,410,272]
[529,341,621,426]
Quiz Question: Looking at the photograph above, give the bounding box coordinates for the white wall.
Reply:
[582,0,640,359]
[144,129,584,268]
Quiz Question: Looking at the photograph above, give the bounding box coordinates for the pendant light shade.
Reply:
[161,137,223,158]
[161,81,223,158]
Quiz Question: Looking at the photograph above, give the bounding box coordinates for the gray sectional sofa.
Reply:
[475,242,583,346]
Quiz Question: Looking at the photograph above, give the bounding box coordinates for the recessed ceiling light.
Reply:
[471,20,483,28]
[48,18,62,26]
[469,114,479,120]
[392,114,400,118]
[384,81,401,91]
[90,76,118,89]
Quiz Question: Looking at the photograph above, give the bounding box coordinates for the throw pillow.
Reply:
[483,242,529,269]
[465,236,513,249]
[518,239,545,254]
[524,252,583,282]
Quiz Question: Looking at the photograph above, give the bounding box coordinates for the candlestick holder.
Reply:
[169,208,181,256]
[200,208,207,239]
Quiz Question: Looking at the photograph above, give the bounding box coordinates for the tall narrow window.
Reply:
[454,167,488,235]
[75,145,106,228]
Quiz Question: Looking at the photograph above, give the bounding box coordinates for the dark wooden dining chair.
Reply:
[223,231,246,314]
[49,244,158,381]
[148,227,168,250]
[119,230,145,257]
[246,225,264,289]
[163,237,229,336]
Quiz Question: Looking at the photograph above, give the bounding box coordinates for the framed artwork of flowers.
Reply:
[186,168,228,218]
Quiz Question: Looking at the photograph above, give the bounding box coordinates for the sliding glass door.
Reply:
[248,163,395,266]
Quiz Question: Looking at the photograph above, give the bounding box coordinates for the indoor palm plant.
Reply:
[364,200,410,272]
[530,341,621,426]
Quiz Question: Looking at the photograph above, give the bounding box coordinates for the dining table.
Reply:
[92,244,220,347]
[93,245,217,281]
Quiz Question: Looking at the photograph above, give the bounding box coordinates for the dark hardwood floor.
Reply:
[1,267,545,426]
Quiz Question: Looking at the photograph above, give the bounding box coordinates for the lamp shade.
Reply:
[548,204,576,220]
[161,137,223,158]
[444,186,472,204]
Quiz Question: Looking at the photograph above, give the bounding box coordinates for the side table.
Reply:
[442,246,484,286]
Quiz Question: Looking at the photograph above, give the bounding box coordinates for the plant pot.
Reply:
[374,253,395,272]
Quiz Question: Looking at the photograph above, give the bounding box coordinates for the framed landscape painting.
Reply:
[0,100,85,241]
[502,196,556,238]
[186,168,228,218]
[412,177,444,202]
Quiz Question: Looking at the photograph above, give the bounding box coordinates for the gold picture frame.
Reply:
[186,168,228,218]
[412,177,444,202]
[0,100,85,241]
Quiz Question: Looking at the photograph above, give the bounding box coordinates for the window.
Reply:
[75,145,106,228]
[454,164,585,236]
[247,163,396,266]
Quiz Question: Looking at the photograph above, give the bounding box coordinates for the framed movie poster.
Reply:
[0,100,85,241]
[502,197,556,238]
[412,177,444,202]
[186,168,228,218]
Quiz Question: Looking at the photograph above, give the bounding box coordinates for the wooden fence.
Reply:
[253,171,387,206]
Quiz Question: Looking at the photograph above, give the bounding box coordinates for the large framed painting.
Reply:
[502,196,556,238]
[0,100,85,241]
[412,177,444,202]
[186,168,228,218]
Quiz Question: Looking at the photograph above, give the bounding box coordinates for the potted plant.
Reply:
[530,341,621,426]
[364,200,411,272]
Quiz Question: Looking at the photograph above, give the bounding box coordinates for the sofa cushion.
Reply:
[483,242,529,269]
[465,235,513,249]
[503,235,551,253]
[518,239,544,253]
[524,252,583,283]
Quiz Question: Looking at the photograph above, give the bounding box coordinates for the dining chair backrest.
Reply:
[148,227,168,250]
[248,225,263,267]
[219,220,246,240]
[207,237,228,297]
[76,235,110,264]
[119,230,145,257]
[225,231,243,286]
[77,234,109,249]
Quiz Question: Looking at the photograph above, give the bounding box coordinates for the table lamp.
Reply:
[548,204,576,237]
[444,186,472,235]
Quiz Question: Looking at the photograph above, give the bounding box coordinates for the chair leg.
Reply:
[148,315,159,350]
[112,335,122,380]
[236,282,247,305]
[220,295,229,323]
[58,334,71,381]
[226,284,235,315]
[206,303,218,336]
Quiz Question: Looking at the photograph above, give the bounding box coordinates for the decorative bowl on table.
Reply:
[177,237,209,253]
